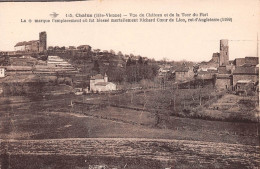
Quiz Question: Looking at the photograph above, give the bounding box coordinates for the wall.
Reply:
[233,74,259,85]
[197,73,214,80]
[215,78,231,89]
[175,72,188,82]
[25,44,32,51]
[94,83,116,92]
[245,57,259,66]
[175,70,194,82]
[234,58,245,67]
[31,41,39,52]
[15,46,26,51]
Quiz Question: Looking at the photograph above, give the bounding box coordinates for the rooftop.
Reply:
[237,80,253,84]
[233,66,258,75]
[175,67,189,72]
[14,40,39,47]
[90,74,104,80]
[218,66,230,74]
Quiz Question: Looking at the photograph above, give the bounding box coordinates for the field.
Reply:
[1,138,259,169]
[0,88,259,168]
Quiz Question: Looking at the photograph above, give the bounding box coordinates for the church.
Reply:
[90,73,116,92]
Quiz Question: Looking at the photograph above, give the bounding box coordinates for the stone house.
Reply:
[233,66,259,86]
[215,66,232,90]
[175,67,194,82]
[197,67,218,80]
[245,56,259,66]
[14,40,39,52]
[233,57,259,67]
[233,58,245,67]
[235,80,255,95]
[77,45,91,51]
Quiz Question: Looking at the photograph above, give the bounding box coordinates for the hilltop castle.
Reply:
[14,31,47,53]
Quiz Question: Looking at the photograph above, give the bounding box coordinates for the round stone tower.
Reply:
[219,39,229,66]
[39,31,47,52]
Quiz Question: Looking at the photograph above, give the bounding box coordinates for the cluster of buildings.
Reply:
[157,39,259,95]
[158,62,194,82]
[0,31,118,94]
[197,39,259,94]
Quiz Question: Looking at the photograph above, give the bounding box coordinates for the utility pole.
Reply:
[256,33,259,138]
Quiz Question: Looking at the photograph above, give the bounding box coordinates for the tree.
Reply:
[117,51,123,56]
[130,53,134,58]
[126,57,133,67]
[92,60,100,73]
[110,49,115,55]
[138,57,143,64]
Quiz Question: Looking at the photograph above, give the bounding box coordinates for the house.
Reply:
[233,58,245,67]
[245,56,259,66]
[197,67,218,80]
[14,40,39,52]
[69,46,76,50]
[215,66,232,90]
[158,67,170,77]
[0,67,5,78]
[77,45,91,51]
[235,80,255,95]
[90,73,116,92]
[233,66,259,86]
[233,57,258,67]
[174,67,193,82]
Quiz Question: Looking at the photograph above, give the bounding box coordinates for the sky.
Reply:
[0,0,259,62]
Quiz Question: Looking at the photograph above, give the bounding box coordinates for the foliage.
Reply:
[125,58,158,83]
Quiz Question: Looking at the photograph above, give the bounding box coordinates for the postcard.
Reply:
[0,0,259,168]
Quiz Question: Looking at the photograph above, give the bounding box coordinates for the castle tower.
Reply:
[39,31,47,52]
[219,39,229,66]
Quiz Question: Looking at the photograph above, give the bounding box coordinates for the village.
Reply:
[0,32,258,95]
[0,32,259,168]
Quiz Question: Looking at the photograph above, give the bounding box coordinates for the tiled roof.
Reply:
[216,74,231,79]
[218,66,231,74]
[77,45,91,48]
[175,67,189,72]
[14,40,39,47]
[245,56,259,65]
[90,74,104,80]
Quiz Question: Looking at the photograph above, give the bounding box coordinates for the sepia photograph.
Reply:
[0,0,259,168]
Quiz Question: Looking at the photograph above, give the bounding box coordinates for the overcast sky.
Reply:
[0,0,259,61]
